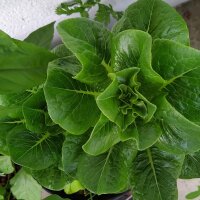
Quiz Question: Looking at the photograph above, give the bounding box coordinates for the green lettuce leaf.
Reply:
[131,147,184,200]
[0,91,32,120]
[77,140,137,194]
[97,68,156,130]
[48,56,81,76]
[62,133,89,176]
[180,151,200,179]
[24,22,55,49]
[57,18,111,88]
[83,114,121,156]
[51,44,73,58]
[136,120,162,150]
[0,123,17,155]
[8,125,64,170]
[113,0,189,45]
[155,96,200,154]
[31,165,69,191]
[153,39,200,126]
[111,30,165,97]
[44,65,100,135]
[64,180,84,195]
[22,89,46,133]
[0,30,57,94]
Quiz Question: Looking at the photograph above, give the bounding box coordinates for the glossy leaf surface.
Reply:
[25,22,55,49]
[77,141,137,194]
[153,39,200,126]
[44,65,100,134]
[113,0,189,45]
[83,114,121,155]
[57,18,111,87]
[155,97,200,154]
[131,147,184,200]
[111,30,165,97]
[22,89,46,133]
[62,133,89,176]
[180,151,200,179]
[0,31,56,94]
[8,125,63,170]
[31,165,69,190]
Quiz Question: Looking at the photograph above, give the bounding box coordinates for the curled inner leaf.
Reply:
[97,68,156,131]
[118,84,147,119]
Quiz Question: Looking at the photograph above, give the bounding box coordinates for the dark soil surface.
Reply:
[48,190,132,200]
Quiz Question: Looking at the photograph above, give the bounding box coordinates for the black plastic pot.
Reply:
[46,189,132,200]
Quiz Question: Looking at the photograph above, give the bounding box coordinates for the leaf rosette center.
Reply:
[118,84,147,119]
[97,68,157,131]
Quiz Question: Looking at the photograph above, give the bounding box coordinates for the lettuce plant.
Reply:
[0,0,200,199]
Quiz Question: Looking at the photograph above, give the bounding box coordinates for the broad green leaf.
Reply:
[137,121,162,150]
[31,165,69,191]
[57,18,111,87]
[113,0,189,45]
[48,56,81,76]
[153,39,200,126]
[0,106,22,122]
[64,180,84,194]
[0,31,57,94]
[51,44,73,58]
[0,30,18,52]
[22,89,46,133]
[119,123,138,142]
[24,22,55,49]
[97,68,156,130]
[0,91,32,122]
[121,121,161,150]
[83,114,121,156]
[0,123,17,155]
[62,133,89,176]
[44,65,100,135]
[180,151,200,179]
[57,18,111,62]
[0,155,14,174]
[111,30,165,97]
[131,147,184,200]
[8,125,64,170]
[77,140,137,194]
[155,96,200,154]
[10,169,42,200]
[0,91,31,107]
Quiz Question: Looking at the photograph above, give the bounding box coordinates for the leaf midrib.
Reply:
[146,0,156,33]
[46,85,100,96]
[146,148,162,200]
[97,147,113,193]
[16,132,50,162]
[160,67,199,90]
